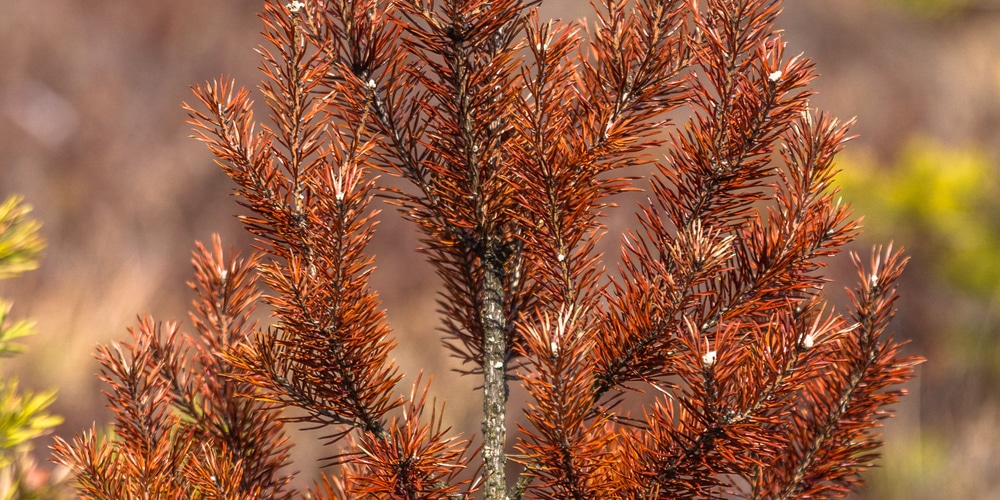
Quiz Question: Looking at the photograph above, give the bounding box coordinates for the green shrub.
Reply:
[0,195,64,499]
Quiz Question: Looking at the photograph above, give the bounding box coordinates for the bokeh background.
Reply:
[2,0,999,497]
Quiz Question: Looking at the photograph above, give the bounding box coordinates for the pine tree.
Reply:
[56,1,921,498]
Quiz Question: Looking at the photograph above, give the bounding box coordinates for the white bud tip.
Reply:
[286,1,306,13]
[702,350,717,367]
[768,70,782,82]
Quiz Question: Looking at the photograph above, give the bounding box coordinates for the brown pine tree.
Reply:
[55,0,921,498]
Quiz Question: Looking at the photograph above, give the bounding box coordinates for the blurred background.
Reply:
[1,0,998,497]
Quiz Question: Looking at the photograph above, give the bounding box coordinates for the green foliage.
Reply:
[882,0,973,17]
[0,380,61,460]
[0,196,45,281]
[836,139,1000,295]
[0,195,63,497]
[837,138,1000,499]
[0,304,33,359]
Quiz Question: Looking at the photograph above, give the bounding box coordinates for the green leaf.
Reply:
[0,301,33,359]
[0,196,45,281]
[0,379,63,452]
[0,386,61,479]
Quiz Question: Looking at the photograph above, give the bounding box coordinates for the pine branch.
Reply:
[514,306,616,499]
[386,2,535,495]
[754,246,920,499]
[188,3,473,496]
[186,1,404,442]
[54,319,194,498]
[179,237,295,498]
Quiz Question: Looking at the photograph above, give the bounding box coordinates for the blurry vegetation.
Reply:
[839,140,1000,296]
[0,196,65,499]
[838,139,1000,381]
[837,140,1000,498]
[883,0,976,17]
[0,197,45,280]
